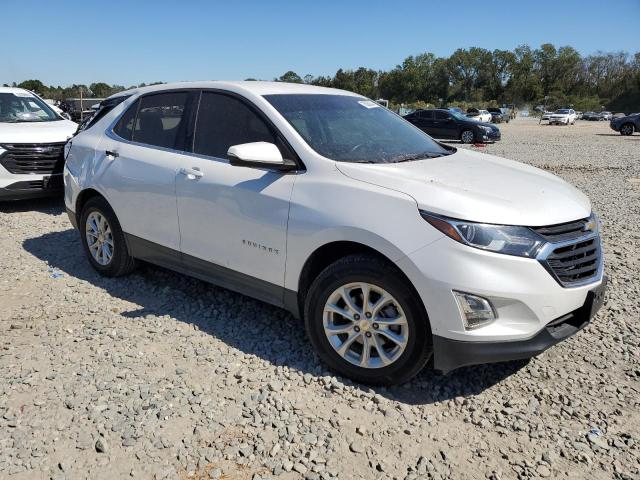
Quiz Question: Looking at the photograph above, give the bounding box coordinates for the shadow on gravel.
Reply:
[0,196,65,215]
[23,228,526,405]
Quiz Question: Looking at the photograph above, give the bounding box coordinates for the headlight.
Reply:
[420,211,546,258]
[0,146,5,157]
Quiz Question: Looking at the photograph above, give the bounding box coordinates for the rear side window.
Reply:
[194,92,276,158]
[132,92,189,150]
[113,99,139,140]
[418,110,433,120]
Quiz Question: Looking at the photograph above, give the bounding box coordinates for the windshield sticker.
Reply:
[358,100,380,109]
[13,91,34,97]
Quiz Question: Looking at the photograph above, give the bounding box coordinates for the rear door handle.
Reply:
[178,167,204,180]
[105,150,119,158]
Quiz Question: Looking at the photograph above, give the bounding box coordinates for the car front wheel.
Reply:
[304,254,432,385]
[460,130,475,143]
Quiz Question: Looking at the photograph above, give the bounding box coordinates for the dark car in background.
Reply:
[487,107,510,123]
[610,113,639,136]
[404,108,501,143]
[582,111,601,121]
[60,98,105,122]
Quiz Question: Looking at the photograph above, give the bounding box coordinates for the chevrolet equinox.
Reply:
[64,82,606,385]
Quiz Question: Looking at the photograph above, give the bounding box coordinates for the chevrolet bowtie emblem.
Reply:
[584,219,596,231]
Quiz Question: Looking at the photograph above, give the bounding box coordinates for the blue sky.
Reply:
[3,0,639,86]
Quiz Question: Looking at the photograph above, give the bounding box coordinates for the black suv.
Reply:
[610,113,639,136]
[404,109,501,143]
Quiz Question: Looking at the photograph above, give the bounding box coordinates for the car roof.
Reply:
[0,87,33,95]
[105,81,358,101]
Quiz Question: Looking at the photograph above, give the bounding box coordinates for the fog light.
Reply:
[453,291,496,330]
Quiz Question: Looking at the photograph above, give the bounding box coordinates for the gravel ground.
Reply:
[1,118,639,480]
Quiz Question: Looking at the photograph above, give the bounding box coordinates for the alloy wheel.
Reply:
[85,211,114,266]
[461,130,474,143]
[621,124,633,136]
[323,282,408,369]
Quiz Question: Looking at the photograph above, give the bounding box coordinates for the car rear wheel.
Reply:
[620,123,634,136]
[80,197,136,277]
[304,254,432,385]
[460,130,475,144]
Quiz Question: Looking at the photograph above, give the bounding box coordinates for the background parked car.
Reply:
[610,112,639,135]
[404,108,500,143]
[582,111,601,121]
[549,108,577,125]
[60,98,104,122]
[487,107,508,123]
[466,108,492,123]
[600,111,613,121]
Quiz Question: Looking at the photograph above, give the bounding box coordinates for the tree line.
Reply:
[6,44,640,112]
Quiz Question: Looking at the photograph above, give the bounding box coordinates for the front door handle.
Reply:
[178,167,204,180]
[105,150,119,159]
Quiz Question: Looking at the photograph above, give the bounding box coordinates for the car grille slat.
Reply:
[538,232,602,286]
[0,143,66,175]
[532,217,593,242]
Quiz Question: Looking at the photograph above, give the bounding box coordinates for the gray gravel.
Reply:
[1,118,639,479]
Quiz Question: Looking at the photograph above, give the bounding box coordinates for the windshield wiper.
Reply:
[388,152,448,163]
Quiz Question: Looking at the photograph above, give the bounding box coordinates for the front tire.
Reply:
[460,130,475,144]
[80,197,136,277]
[304,254,432,385]
[620,123,634,136]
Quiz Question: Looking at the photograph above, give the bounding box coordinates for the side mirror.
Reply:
[227,142,297,171]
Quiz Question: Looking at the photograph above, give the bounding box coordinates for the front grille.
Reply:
[541,236,601,286]
[0,143,66,175]
[532,217,594,242]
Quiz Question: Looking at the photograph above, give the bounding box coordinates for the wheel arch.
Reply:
[293,240,428,323]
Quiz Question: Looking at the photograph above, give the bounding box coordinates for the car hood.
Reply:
[336,148,591,226]
[0,120,78,144]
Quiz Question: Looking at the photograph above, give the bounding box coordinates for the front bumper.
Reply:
[433,276,607,372]
[609,122,621,132]
[480,129,501,142]
[0,175,64,201]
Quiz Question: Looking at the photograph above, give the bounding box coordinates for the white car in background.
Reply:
[467,109,492,123]
[64,81,606,385]
[549,108,577,125]
[0,87,77,200]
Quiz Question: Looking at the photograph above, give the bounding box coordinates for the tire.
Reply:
[460,130,475,144]
[304,254,432,385]
[79,196,136,277]
[620,123,634,136]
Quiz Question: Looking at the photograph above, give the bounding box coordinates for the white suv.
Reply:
[64,82,606,385]
[0,87,77,200]
[549,108,577,125]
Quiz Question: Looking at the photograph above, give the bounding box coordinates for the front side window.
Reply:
[0,92,60,123]
[435,111,451,120]
[131,92,189,150]
[194,92,276,158]
[265,94,449,163]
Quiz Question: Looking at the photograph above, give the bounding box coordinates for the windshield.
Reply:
[450,111,469,121]
[555,109,570,114]
[0,92,60,123]
[264,94,450,163]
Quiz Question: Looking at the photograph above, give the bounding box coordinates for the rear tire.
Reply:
[304,254,432,385]
[460,130,475,144]
[620,123,634,136]
[79,197,136,277]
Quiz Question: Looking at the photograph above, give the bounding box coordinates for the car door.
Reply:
[414,110,436,136]
[99,91,197,252]
[433,110,457,138]
[175,91,296,303]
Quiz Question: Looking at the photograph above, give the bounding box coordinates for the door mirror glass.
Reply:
[227,142,295,170]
